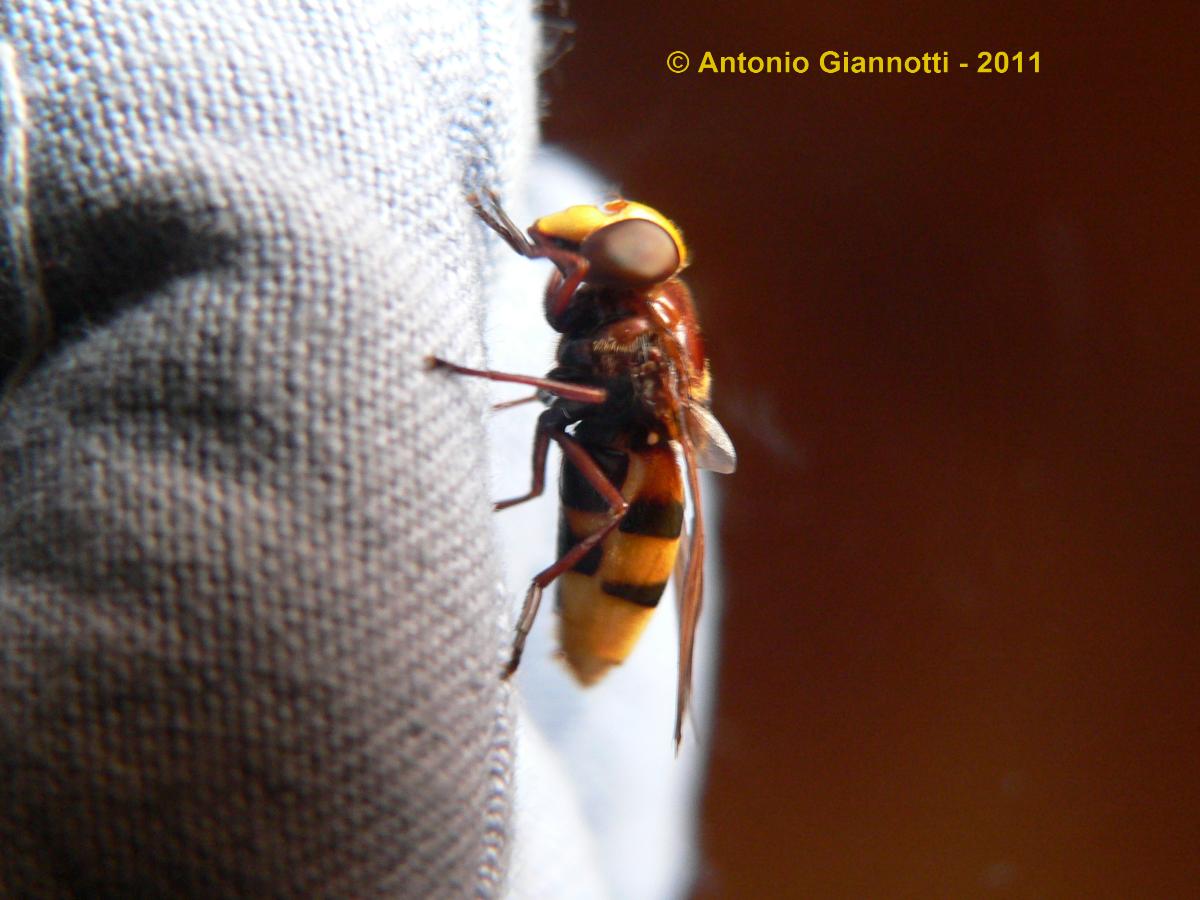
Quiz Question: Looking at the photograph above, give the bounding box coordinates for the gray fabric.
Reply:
[0,1,536,895]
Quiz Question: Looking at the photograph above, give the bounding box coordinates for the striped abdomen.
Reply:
[556,441,684,684]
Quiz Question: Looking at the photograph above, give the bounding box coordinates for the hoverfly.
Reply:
[429,193,735,747]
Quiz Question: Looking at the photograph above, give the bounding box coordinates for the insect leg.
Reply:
[541,261,590,324]
[494,410,556,511]
[468,190,537,257]
[426,356,607,405]
[466,191,590,322]
[503,430,630,678]
[491,393,539,411]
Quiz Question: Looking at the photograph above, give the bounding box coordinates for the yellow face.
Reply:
[532,200,690,270]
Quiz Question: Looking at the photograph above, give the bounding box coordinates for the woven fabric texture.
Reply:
[0,1,535,895]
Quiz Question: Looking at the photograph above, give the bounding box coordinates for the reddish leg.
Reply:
[503,429,630,678]
[468,190,536,256]
[492,393,539,412]
[467,190,590,322]
[540,261,589,324]
[426,356,606,405]
[494,421,552,511]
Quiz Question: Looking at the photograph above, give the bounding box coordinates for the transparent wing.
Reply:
[673,435,706,751]
[672,504,691,639]
[685,403,737,474]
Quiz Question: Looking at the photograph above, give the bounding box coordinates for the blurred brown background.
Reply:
[543,3,1198,898]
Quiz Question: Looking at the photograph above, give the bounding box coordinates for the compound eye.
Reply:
[580,218,680,287]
